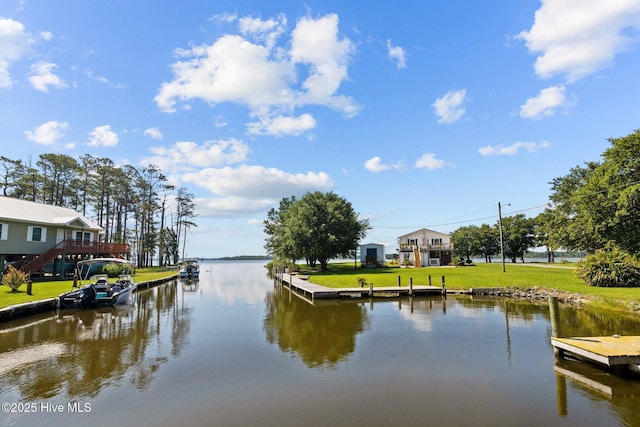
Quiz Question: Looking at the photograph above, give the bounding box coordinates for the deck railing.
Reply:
[398,243,453,251]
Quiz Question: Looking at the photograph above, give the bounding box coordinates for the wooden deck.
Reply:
[551,336,640,368]
[278,272,443,302]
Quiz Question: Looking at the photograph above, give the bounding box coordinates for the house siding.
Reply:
[0,220,54,254]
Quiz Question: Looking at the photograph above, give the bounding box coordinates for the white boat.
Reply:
[58,258,136,309]
[178,259,200,279]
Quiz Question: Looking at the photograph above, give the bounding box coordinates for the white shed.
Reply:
[359,243,385,268]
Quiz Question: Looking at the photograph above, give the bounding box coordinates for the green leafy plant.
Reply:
[576,248,640,287]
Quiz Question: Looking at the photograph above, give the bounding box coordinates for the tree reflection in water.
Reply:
[263,286,370,369]
[0,280,191,400]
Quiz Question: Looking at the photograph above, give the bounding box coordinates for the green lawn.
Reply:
[0,269,176,309]
[305,262,640,308]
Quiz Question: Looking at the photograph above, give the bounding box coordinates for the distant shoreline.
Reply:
[197,255,273,261]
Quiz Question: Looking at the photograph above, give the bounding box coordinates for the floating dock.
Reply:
[551,336,640,374]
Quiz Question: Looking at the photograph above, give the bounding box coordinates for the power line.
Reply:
[372,203,548,230]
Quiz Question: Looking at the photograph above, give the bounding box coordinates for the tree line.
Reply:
[0,153,197,267]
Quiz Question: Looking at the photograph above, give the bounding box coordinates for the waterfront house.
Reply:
[397,228,453,267]
[0,196,130,276]
[359,243,385,268]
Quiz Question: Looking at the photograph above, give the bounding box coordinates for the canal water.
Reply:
[1,260,640,426]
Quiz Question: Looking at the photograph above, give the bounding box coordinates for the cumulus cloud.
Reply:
[155,13,359,136]
[364,156,403,172]
[183,165,332,198]
[29,62,66,92]
[195,196,278,218]
[87,125,118,147]
[520,85,574,119]
[24,120,69,145]
[479,141,551,156]
[142,138,250,172]
[432,89,467,124]
[415,153,445,170]
[0,18,33,88]
[517,0,640,82]
[386,39,407,69]
[144,127,163,140]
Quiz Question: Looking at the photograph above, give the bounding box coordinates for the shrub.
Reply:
[2,265,30,292]
[576,248,640,287]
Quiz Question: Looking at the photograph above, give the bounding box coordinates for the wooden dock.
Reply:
[277,272,443,303]
[551,336,640,374]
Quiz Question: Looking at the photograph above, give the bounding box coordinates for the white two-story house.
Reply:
[397,228,453,267]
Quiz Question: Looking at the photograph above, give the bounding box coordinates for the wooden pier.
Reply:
[548,295,640,375]
[551,336,640,374]
[275,271,443,303]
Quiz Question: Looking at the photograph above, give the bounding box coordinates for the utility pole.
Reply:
[498,202,509,273]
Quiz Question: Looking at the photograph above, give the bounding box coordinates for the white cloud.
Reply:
[155,13,359,136]
[432,89,467,124]
[386,39,407,69]
[144,127,163,140]
[85,70,109,84]
[142,138,250,172]
[415,153,445,170]
[520,85,574,119]
[24,120,69,145]
[29,62,66,92]
[183,165,333,199]
[210,12,237,25]
[479,141,551,156]
[364,156,403,173]
[0,18,33,88]
[238,14,287,49]
[87,125,118,147]
[247,113,316,136]
[195,196,277,218]
[517,0,640,82]
[39,31,53,41]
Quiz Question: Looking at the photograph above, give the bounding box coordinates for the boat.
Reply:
[178,259,200,279]
[58,258,136,309]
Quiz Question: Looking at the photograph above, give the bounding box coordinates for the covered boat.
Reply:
[178,259,200,279]
[58,258,136,309]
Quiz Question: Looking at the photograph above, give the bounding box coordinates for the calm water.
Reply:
[1,260,640,427]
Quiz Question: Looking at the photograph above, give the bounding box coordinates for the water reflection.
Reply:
[263,285,370,368]
[0,280,191,399]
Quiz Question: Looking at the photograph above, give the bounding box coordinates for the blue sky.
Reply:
[1,1,639,257]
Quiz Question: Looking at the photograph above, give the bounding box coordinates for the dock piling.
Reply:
[549,296,564,358]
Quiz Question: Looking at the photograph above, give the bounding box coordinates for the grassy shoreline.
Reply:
[303,262,640,312]
[0,269,176,309]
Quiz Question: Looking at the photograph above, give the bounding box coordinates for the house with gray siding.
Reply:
[0,196,130,276]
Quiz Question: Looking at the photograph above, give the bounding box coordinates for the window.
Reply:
[431,238,442,245]
[0,223,7,240]
[27,226,47,242]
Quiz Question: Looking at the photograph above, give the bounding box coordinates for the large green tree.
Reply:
[264,192,370,271]
[500,214,536,263]
[544,130,640,255]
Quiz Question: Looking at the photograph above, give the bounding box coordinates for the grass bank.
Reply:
[304,262,640,311]
[0,269,176,309]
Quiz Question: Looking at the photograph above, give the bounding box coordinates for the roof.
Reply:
[397,228,450,240]
[0,196,102,230]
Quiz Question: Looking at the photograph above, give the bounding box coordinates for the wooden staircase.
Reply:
[13,240,131,276]
[413,248,422,267]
